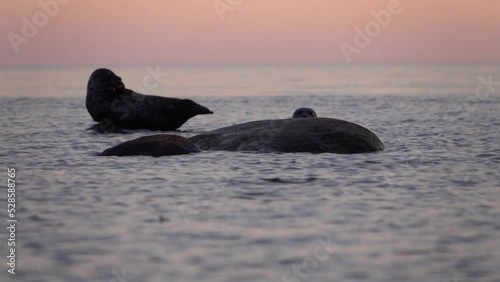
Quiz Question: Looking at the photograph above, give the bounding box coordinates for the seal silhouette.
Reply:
[292,108,317,118]
[86,68,213,131]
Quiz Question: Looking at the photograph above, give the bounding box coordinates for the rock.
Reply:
[101,134,201,157]
[189,118,384,154]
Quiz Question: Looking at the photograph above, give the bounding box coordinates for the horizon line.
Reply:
[2,61,500,69]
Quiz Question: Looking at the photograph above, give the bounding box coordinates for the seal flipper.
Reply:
[183,99,214,115]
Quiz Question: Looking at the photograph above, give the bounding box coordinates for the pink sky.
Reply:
[1,0,500,66]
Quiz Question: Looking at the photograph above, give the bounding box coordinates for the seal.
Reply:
[101,134,201,157]
[292,108,317,118]
[86,68,213,131]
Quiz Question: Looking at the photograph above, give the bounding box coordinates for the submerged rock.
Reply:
[101,134,201,157]
[189,118,384,154]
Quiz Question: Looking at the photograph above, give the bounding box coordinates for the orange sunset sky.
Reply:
[1,0,500,66]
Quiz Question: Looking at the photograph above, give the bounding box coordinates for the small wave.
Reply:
[261,177,317,183]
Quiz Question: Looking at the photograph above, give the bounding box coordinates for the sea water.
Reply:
[0,65,499,282]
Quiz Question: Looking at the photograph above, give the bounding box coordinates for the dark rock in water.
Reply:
[100,118,384,156]
[189,118,384,154]
[101,134,201,157]
[86,68,213,132]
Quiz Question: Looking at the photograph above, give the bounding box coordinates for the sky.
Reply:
[1,0,500,66]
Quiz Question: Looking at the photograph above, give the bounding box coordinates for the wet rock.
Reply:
[189,118,384,154]
[101,134,201,157]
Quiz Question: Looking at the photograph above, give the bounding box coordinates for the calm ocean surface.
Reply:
[1,65,500,282]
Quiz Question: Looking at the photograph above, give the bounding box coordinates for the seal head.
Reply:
[292,108,317,118]
[86,68,126,121]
